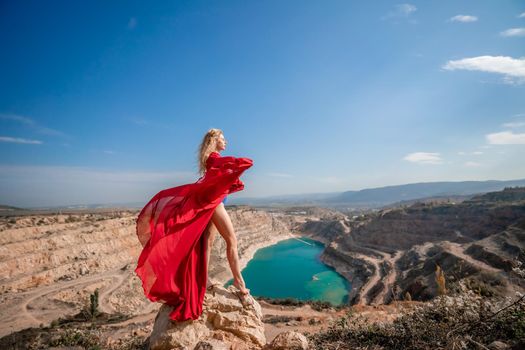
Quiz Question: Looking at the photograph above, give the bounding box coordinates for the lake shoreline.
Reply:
[223,234,350,305]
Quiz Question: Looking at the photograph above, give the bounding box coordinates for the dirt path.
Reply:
[338,219,396,305]
[443,241,501,273]
[98,272,127,314]
[353,253,381,305]
[371,250,403,305]
[0,268,132,337]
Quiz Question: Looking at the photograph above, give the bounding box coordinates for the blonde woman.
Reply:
[198,129,251,299]
[135,128,253,321]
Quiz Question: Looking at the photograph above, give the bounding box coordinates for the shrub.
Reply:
[48,328,101,348]
[89,289,100,320]
[435,264,447,296]
[308,291,525,350]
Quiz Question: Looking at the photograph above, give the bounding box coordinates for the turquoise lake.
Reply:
[225,237,351,306]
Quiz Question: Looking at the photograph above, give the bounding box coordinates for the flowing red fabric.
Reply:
[134,152,253,321]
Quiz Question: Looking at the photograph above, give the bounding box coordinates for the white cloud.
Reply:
[465,161,481,167]
[519,12,525,18]
[103,150,116,155]
[381,3,417,20]
[128,17,137,30]
[267,172,293,178]
[0,136,43,144]
[486,131,525,144]
[442,55,525,84]
[450,15,478,23]
[0,114,32,125]
[397,4,417,15]
[458,151,483,156]
[0,113,66,137]
[500,28,525,37]
[403,152,443,164]
[502,121,525,128]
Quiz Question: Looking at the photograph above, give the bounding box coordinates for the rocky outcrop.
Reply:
[148,284,313,350]
[149,285,265,350]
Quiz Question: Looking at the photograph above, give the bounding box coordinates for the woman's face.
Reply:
[216,134,227,152]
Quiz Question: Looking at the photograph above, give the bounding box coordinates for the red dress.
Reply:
[134,151,253,321]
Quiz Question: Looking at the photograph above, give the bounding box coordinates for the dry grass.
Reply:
[308,286,525,349]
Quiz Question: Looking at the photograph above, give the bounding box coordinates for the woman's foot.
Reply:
[232,280,250,295]
[232,281,252,307]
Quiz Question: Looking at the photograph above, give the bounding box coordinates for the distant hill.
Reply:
[4,178,525,211]
[0,204,25,211]
[230,178,525,209]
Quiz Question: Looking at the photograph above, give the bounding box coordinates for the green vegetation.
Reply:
[89,289,100,320]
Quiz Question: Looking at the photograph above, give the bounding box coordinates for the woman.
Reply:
[200,131,251,298]
[134,128,253,322]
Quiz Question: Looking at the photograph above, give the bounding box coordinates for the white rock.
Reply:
[149,285,266,350]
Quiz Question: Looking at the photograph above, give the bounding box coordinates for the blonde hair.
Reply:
[197,128,223,175]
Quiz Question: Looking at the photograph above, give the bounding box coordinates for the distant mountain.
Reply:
[0,204,25,211]
[230,178,525,209]
[228,192,341,206]
[24,202,145,210]
[5,179,525,211]
[327,179,525,207]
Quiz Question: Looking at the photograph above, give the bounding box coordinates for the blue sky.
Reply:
[1,0,524,207]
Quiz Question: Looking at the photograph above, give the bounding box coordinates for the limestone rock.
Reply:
[149,285,265,350]
[266,331,309,350]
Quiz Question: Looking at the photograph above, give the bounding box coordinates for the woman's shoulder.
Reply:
[207,151,220,162]
[206,152,220,169]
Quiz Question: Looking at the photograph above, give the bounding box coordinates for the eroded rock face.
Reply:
[149,285,265,350]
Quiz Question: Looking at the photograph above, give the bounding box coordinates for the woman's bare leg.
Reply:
[211,202,250,295]
[204,221,218,273]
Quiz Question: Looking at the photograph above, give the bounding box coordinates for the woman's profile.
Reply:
[134,128,253,321]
